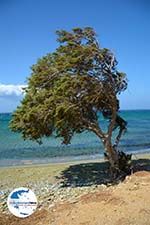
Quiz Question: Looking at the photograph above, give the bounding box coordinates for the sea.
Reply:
[0,110,150,166]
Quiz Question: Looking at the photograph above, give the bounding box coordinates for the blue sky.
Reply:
[0,0,150,112]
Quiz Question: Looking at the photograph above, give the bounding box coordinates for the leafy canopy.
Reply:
[10,27,127,144]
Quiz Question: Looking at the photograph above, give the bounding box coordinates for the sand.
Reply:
[1,152,150,225]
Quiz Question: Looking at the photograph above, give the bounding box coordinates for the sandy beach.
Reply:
[1,152,150,225]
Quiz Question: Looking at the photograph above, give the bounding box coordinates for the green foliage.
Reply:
[10,27,127,145]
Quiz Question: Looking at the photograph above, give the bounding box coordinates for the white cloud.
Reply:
[0,84,27,96]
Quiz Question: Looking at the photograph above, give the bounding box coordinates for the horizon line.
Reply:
[1,108,150,114]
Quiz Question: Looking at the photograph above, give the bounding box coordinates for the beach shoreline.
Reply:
[1,151,150,224]
[1,149,150,168]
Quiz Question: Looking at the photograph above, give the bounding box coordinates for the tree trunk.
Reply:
[103,139,119,176]
[86,116,132,178]
[86,121,120,175]
[103,139,132,177]
[103,107,120,176]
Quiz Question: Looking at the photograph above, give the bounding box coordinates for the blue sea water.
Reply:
[0,110,150,166]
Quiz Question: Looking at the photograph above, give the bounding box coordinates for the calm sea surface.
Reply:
[0,110,150,166]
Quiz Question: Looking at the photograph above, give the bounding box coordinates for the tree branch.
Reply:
[113,114,127,149]
[107,106,117,140]
[82,118,106,141]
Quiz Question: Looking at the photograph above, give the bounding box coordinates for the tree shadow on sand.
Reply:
[57,158,150,187]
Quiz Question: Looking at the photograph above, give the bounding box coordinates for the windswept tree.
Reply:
[10,27,131,176]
